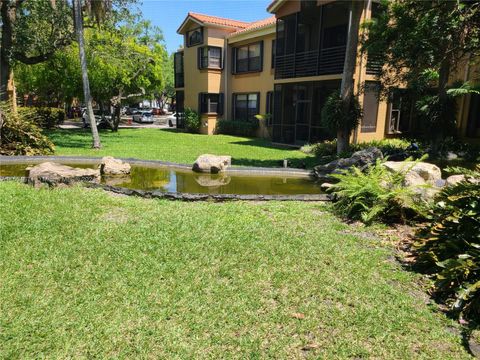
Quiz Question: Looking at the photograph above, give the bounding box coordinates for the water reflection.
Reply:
[0,163,322,195]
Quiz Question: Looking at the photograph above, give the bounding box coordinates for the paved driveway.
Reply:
[59,115,176,130]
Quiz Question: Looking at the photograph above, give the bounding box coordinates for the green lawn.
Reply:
[0,182,471,359]
[47,128,316,168]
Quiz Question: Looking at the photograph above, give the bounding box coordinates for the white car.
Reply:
[132,109,154,123]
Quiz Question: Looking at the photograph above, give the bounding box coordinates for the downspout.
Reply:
[460,55,471,137]
[224,37,229,119]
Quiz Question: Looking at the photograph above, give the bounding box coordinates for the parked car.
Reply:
[125,107,138,115]
[132,109,154,123]
[82,109,112,129]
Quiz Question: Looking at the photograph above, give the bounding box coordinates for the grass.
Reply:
[0,181,471,359]
[46,128,316,168]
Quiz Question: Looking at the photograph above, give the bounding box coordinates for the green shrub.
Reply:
[216,119,259,137]
[0,103,55,155]
[415,165,480,319]
[351,138,411,154]
[184,108,201,133]
[306,138,413,161]
[321,91,362,138]
[18,106,65,129]
[330,159,428,224]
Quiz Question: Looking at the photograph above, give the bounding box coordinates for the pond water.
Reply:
[0,163,322,195]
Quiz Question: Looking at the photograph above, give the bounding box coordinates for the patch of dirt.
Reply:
[102,208,130,224]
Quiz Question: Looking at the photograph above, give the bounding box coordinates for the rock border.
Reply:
[0,155,313,179]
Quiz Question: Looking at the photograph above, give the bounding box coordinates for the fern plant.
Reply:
[330,159,428,224]
[415,165,480,319]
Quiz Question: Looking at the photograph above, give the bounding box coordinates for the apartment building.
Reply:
[174,0,480,145]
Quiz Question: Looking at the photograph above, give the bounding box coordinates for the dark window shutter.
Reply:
[232,47,236,74]
[259,41,264,72]
[218,93,224,115]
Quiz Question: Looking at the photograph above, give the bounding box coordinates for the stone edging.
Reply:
[0,155,314,178]
[85,183,331,202]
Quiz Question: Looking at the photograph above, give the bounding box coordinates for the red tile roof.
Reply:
[230,16,276,36]
[188,12,250,29]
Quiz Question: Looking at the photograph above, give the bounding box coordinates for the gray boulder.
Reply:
[27,162,100,187]
[100,156,131,175]
[193,154,231,173]
[313,147,383,180]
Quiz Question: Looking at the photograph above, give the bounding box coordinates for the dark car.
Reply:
[82,109,112,129]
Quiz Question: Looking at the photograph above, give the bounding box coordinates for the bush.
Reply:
[321,91,362,138]
[216,119,259,137]
[305,138,413,161]
[414,165,480,319]
[351,138,411,154]
[184,108,201,133]
[18,106,65,129]
[0,103,55,155]
[330,158,428,224]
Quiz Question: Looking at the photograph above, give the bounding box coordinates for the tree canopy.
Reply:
[362,0,480,143]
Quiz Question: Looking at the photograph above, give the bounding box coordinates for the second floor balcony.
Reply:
[275,45,346,79]
[273,1,350,80]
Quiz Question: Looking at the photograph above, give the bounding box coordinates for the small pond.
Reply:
[0,162,322,195]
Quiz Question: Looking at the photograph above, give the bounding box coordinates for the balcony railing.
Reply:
[275,45,346,79]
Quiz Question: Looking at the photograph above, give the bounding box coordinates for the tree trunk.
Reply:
[0,1,15,102]
[431,58,451,154]
[338,0,364,155]
[73,0,101,149]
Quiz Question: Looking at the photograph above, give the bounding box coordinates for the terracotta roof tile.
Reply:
[188,12,250,29]
[230,16,276,36]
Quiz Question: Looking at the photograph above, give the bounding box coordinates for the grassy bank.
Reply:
[0,182,470,358]
[47,128,316,168]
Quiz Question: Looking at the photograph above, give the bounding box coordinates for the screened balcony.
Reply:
[274,2,349,79]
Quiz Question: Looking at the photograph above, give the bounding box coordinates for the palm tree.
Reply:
[72,0,104,149]
[337,0,365,154]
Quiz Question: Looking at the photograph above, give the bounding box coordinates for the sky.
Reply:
[139,0,272,54]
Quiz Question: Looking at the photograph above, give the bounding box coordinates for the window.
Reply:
[198,46,222,69]
[233,42,263,74]
[266,91,274,126]
[174,51,184,88]
[233,93,259,121]
[271,40,276,68]
[199,93,223,114]
[186,27,203,47]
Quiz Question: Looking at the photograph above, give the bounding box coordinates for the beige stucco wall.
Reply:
[179,22,232,134]
[228,32,276,138]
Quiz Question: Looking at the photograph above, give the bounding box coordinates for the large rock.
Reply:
[100,156,131,175]
[383,161,442,185]
[192,154,231,174]
[27,162,100,187]
[382,161,444,201]
[313,147,383,180]
[445,174,466,187]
